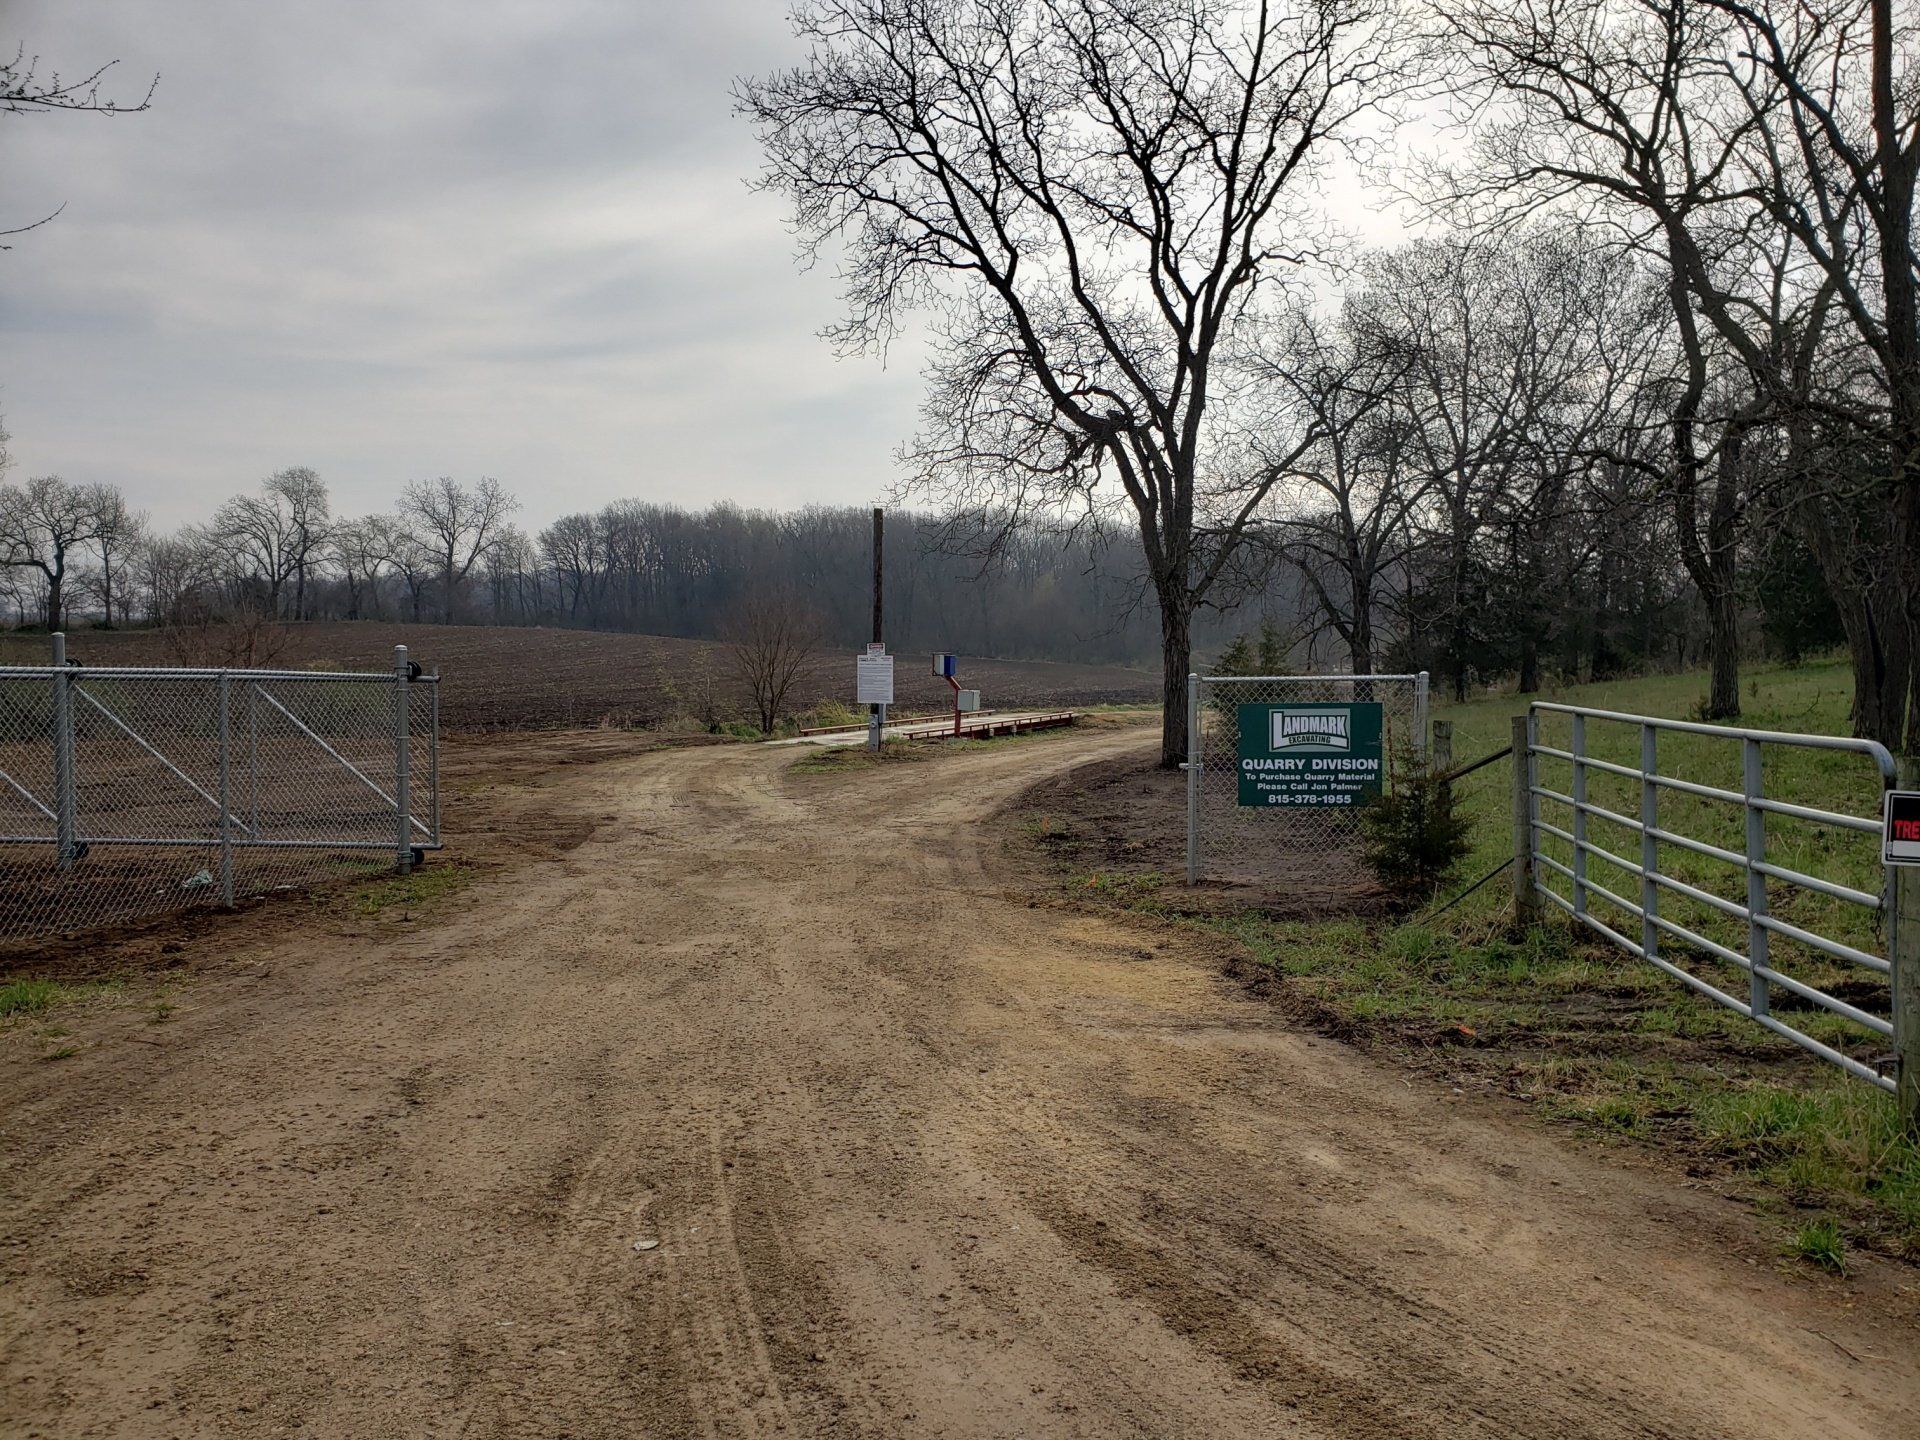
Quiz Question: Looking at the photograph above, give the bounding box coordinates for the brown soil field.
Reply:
[0,623,1159,733]
[4,725,1917,1437]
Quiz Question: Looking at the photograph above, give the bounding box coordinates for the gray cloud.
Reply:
[2,0,927,530]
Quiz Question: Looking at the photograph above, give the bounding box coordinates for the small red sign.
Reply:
[1884,791,1920,866]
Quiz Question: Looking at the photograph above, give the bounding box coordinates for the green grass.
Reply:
[1427,656,1894,1074]
[1787,1218,1850,1274]
[345,860,473,917]
[0,977,116,1017]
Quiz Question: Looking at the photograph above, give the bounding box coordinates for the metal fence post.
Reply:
[247,680,260,837]
[1895,756,1920,1133]
[394,645,413,876]
[1640,724,1660,967]
[430,666,441,846]
[1744,738,1770,1018]
[1510,713,1539,925]
[1415,670,1430,763]
[1185,673,1200,886]
[50,631,77,871]
[1571,713,1588,920]
[217,672,234,906]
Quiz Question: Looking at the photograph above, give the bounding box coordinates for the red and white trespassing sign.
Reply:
[1885,791,1920,867]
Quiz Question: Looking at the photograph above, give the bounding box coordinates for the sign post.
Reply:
[933,652,961,736]
[1235,702,1384,808]
[857,643,893,752]
[1888,776,1920,1131]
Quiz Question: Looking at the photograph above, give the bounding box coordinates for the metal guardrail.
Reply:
[1521,702,1897,1091]
[0,639,440,946]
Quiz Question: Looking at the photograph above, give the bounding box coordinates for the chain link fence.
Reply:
[0,639,440,949]
[1185,672,1428,894]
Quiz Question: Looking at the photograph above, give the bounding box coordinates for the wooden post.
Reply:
[1511,714,1540,927]
[869,507,885,752]
[1431,718,1453,780]
[871,506,884,647]
[1896,757,1920,1134]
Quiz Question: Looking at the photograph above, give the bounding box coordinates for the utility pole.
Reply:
[871,506,884,647]
[869,506,886,753]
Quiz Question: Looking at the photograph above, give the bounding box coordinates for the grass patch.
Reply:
[345,860,474,917]
[40,1043,79,1062]
[0,977,116,1018]
[787,738,935,774]
[1787,1218,1849,1274]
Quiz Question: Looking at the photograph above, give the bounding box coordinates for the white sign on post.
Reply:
[856,650,895,706]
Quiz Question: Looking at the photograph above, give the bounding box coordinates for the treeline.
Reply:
[0,446,1215,662]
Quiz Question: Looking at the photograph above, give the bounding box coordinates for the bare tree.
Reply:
[1256,310,1426,673]
[268,467,331,621]
[84,486,145,627]
[1434,0,1905,724]
[399,476,517,623]
[0,475,111,629]
[132,532,212,627]
[208,479,302,617]
[726,592,824,734]
[327,514,402,622]
[742,0,1413,764]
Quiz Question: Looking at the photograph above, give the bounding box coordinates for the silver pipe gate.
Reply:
[1517,702,1899,1093]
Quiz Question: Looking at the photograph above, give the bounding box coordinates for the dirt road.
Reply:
[5,729,1917,1438]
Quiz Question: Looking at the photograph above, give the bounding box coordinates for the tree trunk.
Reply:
[1157,595,1192,769]
[1706,584,1741,720]
[1518,632,1539,696]
[44,567,62,632]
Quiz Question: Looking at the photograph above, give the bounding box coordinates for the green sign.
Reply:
[1236,702,1384,808]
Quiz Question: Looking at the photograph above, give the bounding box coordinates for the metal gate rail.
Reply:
[1524,702,1896,1091]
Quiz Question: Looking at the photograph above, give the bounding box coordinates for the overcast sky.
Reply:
[3,0,930,531]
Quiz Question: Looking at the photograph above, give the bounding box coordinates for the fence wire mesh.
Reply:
[1187,673,1427,896]
[0,651,439,949]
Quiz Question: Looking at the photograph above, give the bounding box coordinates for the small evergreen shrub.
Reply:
[1360,759,1473,899]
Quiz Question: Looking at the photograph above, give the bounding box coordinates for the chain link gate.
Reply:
[1185,672,1428,892]
[0,640,440,948]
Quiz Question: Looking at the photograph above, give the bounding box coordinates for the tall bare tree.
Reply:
[742,0,1413,763]
[268,467,331,621]
[84,485,145,627]
[0,475,111,629]
[398,476,517,624]
[1256,310,1425,673]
